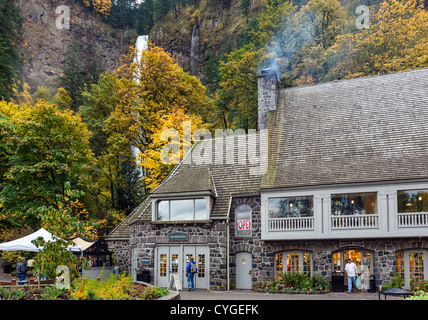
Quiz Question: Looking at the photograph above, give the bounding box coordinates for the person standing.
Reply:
[186,257,197,291]
[345,258,358,293]
[16,257,27,284]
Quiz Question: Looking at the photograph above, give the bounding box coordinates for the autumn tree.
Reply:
[0,101,94,228]
[80,72,143,217]
[141,107,206,191]
[84,44,214,195]
[83,0,112,16]
[32,184,103,282]
[331,0,428,79]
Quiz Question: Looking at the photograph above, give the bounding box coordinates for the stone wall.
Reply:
[109,194,428,290]
[228,195,428,288]
[129,219,228,290]
[108,240,130,273]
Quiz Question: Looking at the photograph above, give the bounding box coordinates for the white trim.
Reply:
[151,196,211,222]
[261,181,428,240]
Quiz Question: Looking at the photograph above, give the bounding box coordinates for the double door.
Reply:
[156,245,209,290]
[332,249,373,291]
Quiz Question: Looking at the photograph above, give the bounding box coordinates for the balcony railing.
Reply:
[331,214,379,229]
[268,217,314,231]
[398,212,428,227]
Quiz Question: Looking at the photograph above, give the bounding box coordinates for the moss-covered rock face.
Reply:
[149,0,265,77]
[17,0,130,93]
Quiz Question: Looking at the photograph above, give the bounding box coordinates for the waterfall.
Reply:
[132,35,149,178]
[190,20,200,76]
[133,35,149,83]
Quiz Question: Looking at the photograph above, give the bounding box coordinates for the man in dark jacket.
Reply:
[186,257,197,291]
[16,258,27,284]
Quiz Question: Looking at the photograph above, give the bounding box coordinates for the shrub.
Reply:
[382,273,405,289]
[410,276,428,293]
[310,273,330,291]
[406,291,428,300]
[0,287,29,300]
[141,286,169,300]
[40,285,68,300]
[70,273,136,300]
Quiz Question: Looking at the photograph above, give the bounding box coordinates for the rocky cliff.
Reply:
[149,0,264,79]
[18,0,132,93]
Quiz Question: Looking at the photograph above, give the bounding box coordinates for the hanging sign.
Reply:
[235,204,252,237]
[340,240,364,248]
[169,232,188,241]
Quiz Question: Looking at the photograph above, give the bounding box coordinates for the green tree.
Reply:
[80,72,143,217]
[32,185,102,282]
[215,44,264,130]
[59,42,85,111]
[0,101,94,228]
[240,0,251,18]
[0,0,23,101]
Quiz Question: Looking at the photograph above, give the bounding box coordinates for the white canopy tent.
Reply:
[0,228,82,252]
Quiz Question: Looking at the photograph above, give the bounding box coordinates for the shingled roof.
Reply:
[107,68,428,240]
[262,67,428,189]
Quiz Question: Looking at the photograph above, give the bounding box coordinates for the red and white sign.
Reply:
[237,219,251,230]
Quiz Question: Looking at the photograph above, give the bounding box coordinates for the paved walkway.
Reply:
[179,289,401,300]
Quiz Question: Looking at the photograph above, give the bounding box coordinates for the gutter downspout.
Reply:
[226,193,232,291]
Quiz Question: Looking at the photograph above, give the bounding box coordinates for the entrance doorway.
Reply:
[332,249,373,291]
[236,252,252,289]
[156,245,209,290]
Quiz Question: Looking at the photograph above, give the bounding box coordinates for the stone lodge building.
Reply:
[107,68,428,291]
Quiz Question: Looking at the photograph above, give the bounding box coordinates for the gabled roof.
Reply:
[262,67,428,189]
[153,167,217,196]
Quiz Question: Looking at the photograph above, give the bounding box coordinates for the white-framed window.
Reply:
[268,196,313,218]
[155,198,208,221]
[397,189,428,213]
[395,250,426,288]
[331,192,378,216]
[274,251,312,279]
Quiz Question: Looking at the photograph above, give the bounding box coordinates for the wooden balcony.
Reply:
[330,214,379,230]
[397,212,428,228]
[268,217,314,231]
[261,183,428,241]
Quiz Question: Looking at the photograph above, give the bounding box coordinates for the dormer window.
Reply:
[155,198,208,221]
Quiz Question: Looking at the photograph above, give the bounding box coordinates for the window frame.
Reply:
[395,249,427,289]
[153,196,210,222]
[331,192,378,216]
[274,250,313,279]
[397,189,428,214]
[268,195,314,219]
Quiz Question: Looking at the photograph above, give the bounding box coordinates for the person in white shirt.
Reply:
[345,258,358,293]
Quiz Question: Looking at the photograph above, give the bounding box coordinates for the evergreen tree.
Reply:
[240,0,251,18]
[59,42,85,111]
[0,0,23,102]
[136,0,154,34]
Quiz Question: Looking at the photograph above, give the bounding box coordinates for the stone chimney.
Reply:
[257,68,278,130]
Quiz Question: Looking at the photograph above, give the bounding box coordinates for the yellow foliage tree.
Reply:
[331,0,428,79]
[140,107,207,192]
[83,0,112,17]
